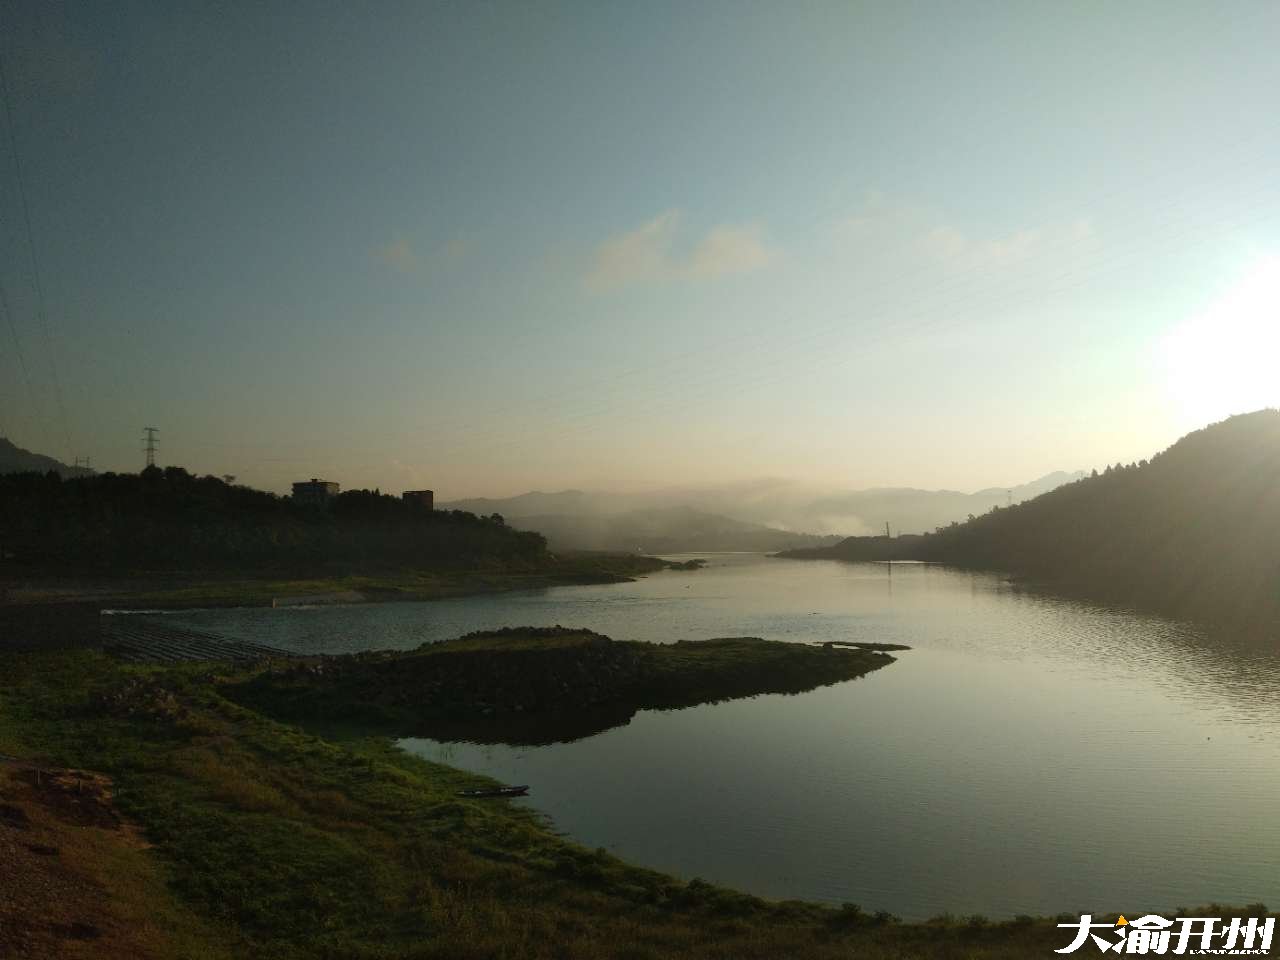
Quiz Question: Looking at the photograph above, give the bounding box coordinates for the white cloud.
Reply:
[806,198,1104,348]
[376,237,418,273]
[689,223,777,278]
[584,211,777,292]
[827,200,1094,276]
[919,218,1093,273]
[584,211,681,291]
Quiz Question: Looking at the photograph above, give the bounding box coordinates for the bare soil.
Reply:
[0,761,167,959]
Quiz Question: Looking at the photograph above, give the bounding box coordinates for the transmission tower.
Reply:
[142,427,159,469]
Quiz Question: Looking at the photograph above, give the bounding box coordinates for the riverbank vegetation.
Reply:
[0,464,671,610]
[0,644,1105,959]
[0,467,547,574]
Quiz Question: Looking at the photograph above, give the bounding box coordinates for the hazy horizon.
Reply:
[3,3,1278,499]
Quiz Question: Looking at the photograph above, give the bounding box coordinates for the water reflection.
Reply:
[155,555,1280,918]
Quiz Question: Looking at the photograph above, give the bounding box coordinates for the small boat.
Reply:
[457,785,529,799]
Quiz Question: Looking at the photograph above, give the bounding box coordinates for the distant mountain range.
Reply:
[781,410,1280,627]
[790,471,1084,536]
[441,470,1083,553]
[0,438,93,479]
[505,507,842,555]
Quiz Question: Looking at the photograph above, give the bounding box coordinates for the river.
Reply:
[151,554,1280,920]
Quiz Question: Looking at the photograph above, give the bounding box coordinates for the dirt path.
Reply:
[0,762,176,959]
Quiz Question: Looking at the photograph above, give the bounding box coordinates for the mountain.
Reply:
[508,506,841,554]
[443,489,601,518]
[798,471,1085,535]
[0,438,94,479]
[784,410,1280,627]
[440,471,1084,548]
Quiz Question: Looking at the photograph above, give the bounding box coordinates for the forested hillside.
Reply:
[0,466,547,573]
[791,411,1280,626]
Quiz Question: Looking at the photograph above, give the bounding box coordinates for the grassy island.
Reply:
[228,627,901,744]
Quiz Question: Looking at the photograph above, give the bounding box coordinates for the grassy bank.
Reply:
[0,645,1076,959]
[3,641,1257,959]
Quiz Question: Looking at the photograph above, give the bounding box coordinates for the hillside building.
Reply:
[292,478,339,506]
[402,489,434,510]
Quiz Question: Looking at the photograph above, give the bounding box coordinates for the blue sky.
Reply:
[2,2,1278,497]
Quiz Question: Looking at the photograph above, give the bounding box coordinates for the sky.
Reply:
[1,1,1278,499]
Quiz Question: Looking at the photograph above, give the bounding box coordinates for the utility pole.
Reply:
[142,427,159,469]
[884,521,891,539]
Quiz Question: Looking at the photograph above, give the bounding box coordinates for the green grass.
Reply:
[1,646,1263,959]
[418,627,615,653]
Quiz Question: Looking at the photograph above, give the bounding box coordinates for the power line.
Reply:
[0,43,72,459]
[0,275,38,441]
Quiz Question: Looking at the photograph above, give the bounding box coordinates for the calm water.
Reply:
[149,555,1280,919]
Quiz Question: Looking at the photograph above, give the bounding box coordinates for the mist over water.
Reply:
[160,556,1280,919]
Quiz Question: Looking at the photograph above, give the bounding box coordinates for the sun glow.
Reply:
[1160,256,1280,424]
